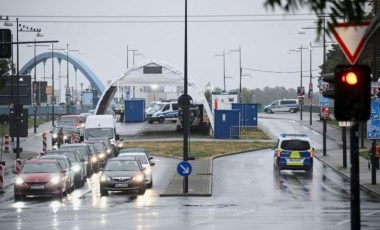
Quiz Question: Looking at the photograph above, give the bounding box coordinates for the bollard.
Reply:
[4,135,10,153]
[0,162,4,193]
[14,158,22,174]
[42,132,47,152]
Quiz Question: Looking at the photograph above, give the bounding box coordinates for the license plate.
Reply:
[289,158,301,162]
[115,183,128,188]
[31,185,44,189]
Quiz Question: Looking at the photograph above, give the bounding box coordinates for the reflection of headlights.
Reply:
[144,167,151,175]
[72,165,81,172]
[132,174,144,182]
[106,149,111,154]
[52,133,58,138]
[50,176,61,185]
[99,153,106,159]
[15,177,24,185]
[100,174,111,182]
[91,156,97,163]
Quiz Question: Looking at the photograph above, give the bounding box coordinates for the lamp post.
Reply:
[62,43,80,114]
[289,45,308,121]
[229,46,242,102]
[126,45,138,69]
[214,51,226,92]
[15,18,43,158]
[151,84,158,102]
[309,45,313,125]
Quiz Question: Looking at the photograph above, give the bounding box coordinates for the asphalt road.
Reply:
[0,114,379,229]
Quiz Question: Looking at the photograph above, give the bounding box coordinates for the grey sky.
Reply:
[1,0,328,97]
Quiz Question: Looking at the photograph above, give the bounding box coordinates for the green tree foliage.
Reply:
[0,58,12,89]
[264,0,368,38]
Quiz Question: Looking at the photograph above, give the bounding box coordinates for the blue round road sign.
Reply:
[176,161,192,177]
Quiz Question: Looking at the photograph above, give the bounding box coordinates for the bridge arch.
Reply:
[20,52,105,95]
[95,59,214,131]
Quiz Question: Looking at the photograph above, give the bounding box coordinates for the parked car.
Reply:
[117,151,155,188]
[39,155,76,193]
[99,156,147,196]
[14,159,68,201]
[264,99,299,113]
[45,149,87,188]
[60,143,96,177]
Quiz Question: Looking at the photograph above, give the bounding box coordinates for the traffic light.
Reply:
[334,64,371,121]
[0,29,12,58]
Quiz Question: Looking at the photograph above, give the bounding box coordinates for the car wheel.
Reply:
[138,188,146,195]
[100,188,108,196]
[75,176,81,188]
[148,120,153,124]
[289,108,295,113]
[14,194,24,201]
[265,109,272,114]
[158,117,164,123]
[147,180,153,189]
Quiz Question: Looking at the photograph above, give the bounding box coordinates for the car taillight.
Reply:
[277,150,281,157]
[310,151,314,158]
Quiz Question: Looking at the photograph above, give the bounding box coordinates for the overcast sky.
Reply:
[1,0,331,97]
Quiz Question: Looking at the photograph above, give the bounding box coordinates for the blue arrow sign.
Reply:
[177,161,192,177]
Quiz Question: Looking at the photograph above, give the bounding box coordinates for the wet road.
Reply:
[0,114,379,229]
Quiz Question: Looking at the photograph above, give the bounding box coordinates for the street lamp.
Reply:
[214,51,226,92]
[229,46,242,102]
[151,84,158,102]
[126,45,139,69]
[0,15,13,26]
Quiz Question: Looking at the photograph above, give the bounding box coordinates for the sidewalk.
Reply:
[299,119,380,197]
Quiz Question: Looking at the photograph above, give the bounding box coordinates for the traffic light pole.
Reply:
[350,122,360,229]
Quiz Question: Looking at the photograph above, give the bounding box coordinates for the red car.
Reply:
[14,159,68,201]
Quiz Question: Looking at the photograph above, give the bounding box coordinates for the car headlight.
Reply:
[91,156,98,163]
[52,133,58,138]
[132,173,144,182]
[99,153,106,159]
[144,167,151,175]
[118,142,123,148]
[100,174,111,182]
[106,149,111,154]
[81,124,85,128]
[63,135,68,140]
[50,176,61,185]
[72,165,81,172]
[15,177,24,185]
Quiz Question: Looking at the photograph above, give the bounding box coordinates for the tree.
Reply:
[0,58,12,89]
[264,0,369,38]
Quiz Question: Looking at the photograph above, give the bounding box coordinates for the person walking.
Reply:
[370,140,380,170]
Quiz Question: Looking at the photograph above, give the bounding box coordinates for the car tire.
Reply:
[148,120,153,124]
[147,180,153,189]
[138,188,146,195]
[100,188,108,196]
[158,117,164,123]
[75,176,82,188]
[14,194,24,201]
[265,109,273,114]
[289,108,295,113]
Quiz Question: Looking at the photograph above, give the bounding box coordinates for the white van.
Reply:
[264,99,299,113]
[84,115,119,146]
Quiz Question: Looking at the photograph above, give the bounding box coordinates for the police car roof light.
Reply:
[280,134,308,138]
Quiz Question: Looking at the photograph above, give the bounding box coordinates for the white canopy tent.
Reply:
[96,59,214,131]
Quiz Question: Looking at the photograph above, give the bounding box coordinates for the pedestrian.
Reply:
[369,140,380,170]
[119,105,124,122]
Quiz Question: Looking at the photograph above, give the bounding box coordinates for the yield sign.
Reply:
[330,22,370,65]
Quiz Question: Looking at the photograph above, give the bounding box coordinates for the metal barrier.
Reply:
[42,132,47,152]
[0,163,4,193]
[14,159,22,174]
[3,135,10,153]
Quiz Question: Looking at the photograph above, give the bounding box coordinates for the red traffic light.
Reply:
[341,71,358,85]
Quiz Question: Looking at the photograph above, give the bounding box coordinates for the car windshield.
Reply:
[105,160,139,171]
[281,140,310,151]
[85,128,113,139]
[118,154,148,164]
[47,151,78,162]
[63,127,78,134]
[61,146,88,157]
[21,162,59,173]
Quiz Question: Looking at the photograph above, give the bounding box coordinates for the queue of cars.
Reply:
[13,113,155,201]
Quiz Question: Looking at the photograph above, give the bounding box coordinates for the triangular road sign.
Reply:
[330,22,370,65]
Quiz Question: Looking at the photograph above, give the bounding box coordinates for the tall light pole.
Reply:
[126,45,138,69]
[62,44,80,114]
[51,43,55,126]
[214,51,226,91]
[15,18,43,158]
[309,45,313,125]
[229,46,242,102]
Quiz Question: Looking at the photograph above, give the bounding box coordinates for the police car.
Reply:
[273,134,314,174]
